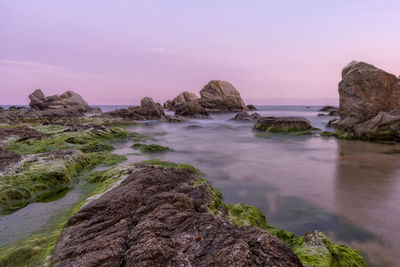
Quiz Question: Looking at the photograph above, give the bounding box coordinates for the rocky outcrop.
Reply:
[231,111,261,121]
[353,110,400,141]
[253,117,313,132]
[51,166,303,266]
[198,80,246,111]
[246,104,257,111]
[338,61,400,129]
[175,100,209,118]
[29,89,91,112]
[171,91,198,110]
[163,100,173,110]
[107,97,165,120]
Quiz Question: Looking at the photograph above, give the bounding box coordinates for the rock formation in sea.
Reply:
[29,89,92,112]
[328,61,400,141]
[253,117,313,133]
[230,111,261,121]
[198,80,247,111]
[107,97,165,120]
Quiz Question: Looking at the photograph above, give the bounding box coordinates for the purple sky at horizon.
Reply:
[1,0,399,105]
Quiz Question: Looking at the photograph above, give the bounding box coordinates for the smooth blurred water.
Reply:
[1,105,399,266]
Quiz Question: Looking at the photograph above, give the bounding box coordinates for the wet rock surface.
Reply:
[198,80,247,111]
[0,148,21,172]
[0,126,48,141]
[51,166,303,267]
[253,117,313,132]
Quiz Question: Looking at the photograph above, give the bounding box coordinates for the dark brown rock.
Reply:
[51,166,302,267]
[174,100,208,118]
[338,61,400,129]
[0,126,48,141]
[198,80,246,111]
[246,104,257,110]
[0,148,21,172]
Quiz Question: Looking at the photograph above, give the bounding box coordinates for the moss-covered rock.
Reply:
[253,117,316,135]
[195,177,367,267]
[131,143,170,152]
[140,159,199,174]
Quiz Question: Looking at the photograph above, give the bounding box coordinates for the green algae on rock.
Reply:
[140,159,199,174]
[253,117,314,134]
[195,176,367,267]
[131,143,170,152]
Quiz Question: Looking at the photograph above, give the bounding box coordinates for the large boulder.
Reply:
[338,61,400,129]
[50,166,302,266]
[171,91,198,110]
[199,80,246,111]
[253,117,313,132]
[29,89,91,112]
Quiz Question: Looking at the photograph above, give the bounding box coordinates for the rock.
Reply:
[253,117,313,132]
[246,104,257,110]
[0,126,48,141]
[160,115,187,123]
[171,91,199,110]
[0,107,4,112]
[29,89,91,112]
[231,111,261,121]
[0,148,21,172]
[198,80,246,111]
[319,105,338,112]
[338,61,400,128]
[317,110,339,117]
[163,100,173,110]
[175,100,209,118]
[135,97,165,119]
[51,166,302,266]
[107,97,165,120]
[353,110,400,140]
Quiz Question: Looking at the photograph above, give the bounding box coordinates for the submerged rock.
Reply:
[253,117,313,132]
[51,166,303,266]
[231,111,261,121]
[198,80,247,111]
[338,61,400,128]
[246,104,257,110]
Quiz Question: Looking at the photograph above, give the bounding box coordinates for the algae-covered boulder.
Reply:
[253,117,313,132]
[353,110,400,141]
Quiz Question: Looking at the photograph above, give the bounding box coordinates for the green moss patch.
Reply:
[131,143,170,152]
[140,159,199,174]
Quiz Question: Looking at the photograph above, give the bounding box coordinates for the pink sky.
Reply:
[1,0,399,105]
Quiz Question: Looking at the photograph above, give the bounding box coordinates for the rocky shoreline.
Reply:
[0,72,388,266]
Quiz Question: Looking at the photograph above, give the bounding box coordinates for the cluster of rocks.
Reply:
[164,80,254,117]
[253,117,313,133]
[328,61,400,141]
[106,97,165,120]
[230,111,261,121]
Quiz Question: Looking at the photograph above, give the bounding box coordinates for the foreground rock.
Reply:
[231,111,261,121]
[51,166,303,266]
[107,97,165,120]
[198,80,247,111]
[353,110,400,141]
[254,117,313,133]
[338,61,400,129]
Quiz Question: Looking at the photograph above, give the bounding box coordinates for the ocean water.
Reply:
[1,105,399,266]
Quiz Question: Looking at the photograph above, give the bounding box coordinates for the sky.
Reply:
[0,0,399,105]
